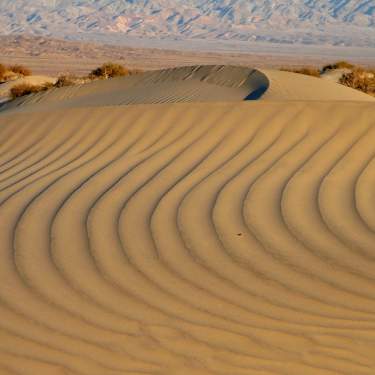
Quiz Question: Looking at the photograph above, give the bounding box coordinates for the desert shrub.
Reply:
[10,83,51,99]
[339,68,375,96]
[89,62,129,79]
[0,63,6,81]
[54,74,77,87]
[339,68,375,95]
[322,61,355,72]
[294,67,320,77]
[8,64,32,76]
[281,67,320,77]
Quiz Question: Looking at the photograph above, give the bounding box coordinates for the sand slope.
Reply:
[0,67,375,374]
[259,69,374,101]
[1,66,268,112]
[1,66,373,114]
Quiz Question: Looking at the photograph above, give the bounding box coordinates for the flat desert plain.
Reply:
[2,35,375,76]
[0,66,375,375]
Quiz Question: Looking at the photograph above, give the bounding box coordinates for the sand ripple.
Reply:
[0,101,375,374]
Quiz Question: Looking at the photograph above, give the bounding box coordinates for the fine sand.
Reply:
[0,66,375,375]
[1,66,372,114]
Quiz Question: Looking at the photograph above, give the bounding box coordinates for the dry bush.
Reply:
[89,62,129,79]
[0,63,6,81]
[294,67,320,77]
[10,83,51,99]
[339,68,375,96]
[322,61,355,72]
[8,64,32,76]
[54,74,78,87]
[281,67,320,77]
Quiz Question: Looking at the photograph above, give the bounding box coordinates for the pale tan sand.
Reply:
[1,66,269,112]
[1,66,372,114]
[259,69,374,101]
[0,67,375,374]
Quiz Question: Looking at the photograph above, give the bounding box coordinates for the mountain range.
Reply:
[0,0,374,47]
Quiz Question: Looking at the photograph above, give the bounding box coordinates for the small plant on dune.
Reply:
[281,67,320,77]
[10,82,52,99]
[54,74,78,87]
[0,63,6,81]
[8,64,32,77]
[322,61,355,72]
[294,67,320,77]
[339,68,375,97]
[88,62,129,80]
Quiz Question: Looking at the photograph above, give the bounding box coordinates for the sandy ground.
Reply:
[1,66,372,113]
[0,66,375,375]
[1,35,374,77]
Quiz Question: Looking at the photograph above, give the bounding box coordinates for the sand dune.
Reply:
[1,65,373,114]
[1,66,269,112]
[0,66,375,374]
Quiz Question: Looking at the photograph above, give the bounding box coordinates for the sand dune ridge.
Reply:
[1,65,373,114]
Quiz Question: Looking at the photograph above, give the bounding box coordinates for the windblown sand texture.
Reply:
[0,66,375,375]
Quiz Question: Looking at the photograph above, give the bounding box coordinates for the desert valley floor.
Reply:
[0,66,375,374]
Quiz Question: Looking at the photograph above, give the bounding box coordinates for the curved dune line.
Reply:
[0,116,54,168]
[318,128,375,254]
[182,122,370,322]
[87,108,285,332]
[12,111,191,368]
[181,105,368,320]
[0,110,132,199]
[0,113,95,188]
[356,157,375,232]
[244,122,375,308]
[2,66,374,117]
[0,113,170,372]
[284,126,375,274]
[0,101,375,374]
[0,302,157,375]
[81,103,346,364]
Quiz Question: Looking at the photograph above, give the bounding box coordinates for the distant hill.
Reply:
[0,0,374,48]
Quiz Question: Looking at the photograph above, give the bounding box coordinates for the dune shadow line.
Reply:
[244,69,270,101]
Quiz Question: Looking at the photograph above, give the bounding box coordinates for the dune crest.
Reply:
[0,67,375,374]
[1,65,373,114]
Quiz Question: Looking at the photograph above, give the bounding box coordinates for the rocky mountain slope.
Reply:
[0,0,374,47]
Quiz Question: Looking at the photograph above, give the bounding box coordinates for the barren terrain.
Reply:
[0,66,374,374]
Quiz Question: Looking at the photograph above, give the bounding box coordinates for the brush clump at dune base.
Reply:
[1,60,374,103]
[0,65,374,375]
[10,82,53,99]
[0,63,31,82]
[8,75,82,99]
[282,60,375,96]
[88,62,131,79]
[0,62,142,102]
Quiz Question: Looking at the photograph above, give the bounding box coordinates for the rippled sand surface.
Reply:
[0,66,375,375]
